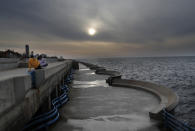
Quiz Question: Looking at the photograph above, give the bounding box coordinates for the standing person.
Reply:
[30,51,34,57]
[28,54,41,71]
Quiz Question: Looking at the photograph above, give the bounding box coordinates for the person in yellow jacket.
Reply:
[28,55,41,71]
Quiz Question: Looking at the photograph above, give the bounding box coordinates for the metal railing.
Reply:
[161,109,195,131]
[23,71,73,131]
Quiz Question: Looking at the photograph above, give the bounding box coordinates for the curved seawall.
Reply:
[49,63,161,131]
[81,62,179,119]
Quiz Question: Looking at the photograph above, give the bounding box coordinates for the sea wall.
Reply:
[0,60,76,131]
[81,62,179,119]
[0,58,19,71]
[0,57,67,70]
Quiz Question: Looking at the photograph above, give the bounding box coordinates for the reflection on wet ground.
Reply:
[72,80,109,88]
[79,68,90,71]
[73,69,109,81]
[49,64,160,131]
[86,72,95,75]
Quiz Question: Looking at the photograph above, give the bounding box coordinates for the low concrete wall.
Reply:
[109,78,179,118]
[0,58,19,71]
[0,60,74,131]
[81,62,179,119]
[80,62,121,76]
[0,75,31,117]
[46,58,59,63]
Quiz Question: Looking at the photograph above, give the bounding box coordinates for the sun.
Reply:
[88,28,96,36]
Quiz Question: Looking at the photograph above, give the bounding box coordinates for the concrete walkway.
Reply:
[0,62,67,115]
[0,62,65,81]
[49,64,161,131]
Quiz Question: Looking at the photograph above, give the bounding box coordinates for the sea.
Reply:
[82,56,195,127]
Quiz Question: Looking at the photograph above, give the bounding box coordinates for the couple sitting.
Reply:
[28,55,48,71]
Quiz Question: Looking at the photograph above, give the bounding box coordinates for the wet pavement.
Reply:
[49,64,161,131]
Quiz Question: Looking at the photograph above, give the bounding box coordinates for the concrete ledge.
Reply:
[0,60,73,131]
[109,78,179,118]
[44,62,69,79]
[0,58,19,71]
[0,75,31,116]
[18,61,28,68]
[95,69,121,77]
[80,62,121,77]
[13,76,31,103]
[30,61,72,88]
[82,62,179,119]
[34,69,45,87]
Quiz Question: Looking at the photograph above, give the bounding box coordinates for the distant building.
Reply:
[0,49,22,58]
[25,45,29,58]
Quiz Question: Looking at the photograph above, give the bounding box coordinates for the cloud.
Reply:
[0,0,195,57]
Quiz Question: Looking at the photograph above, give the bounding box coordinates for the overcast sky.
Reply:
[0,0,195,58]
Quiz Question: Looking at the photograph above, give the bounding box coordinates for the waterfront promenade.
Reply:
[49,64,161,131]
[0,60,73,131]
[0,62,68,115]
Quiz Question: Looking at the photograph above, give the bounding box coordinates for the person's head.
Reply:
[38,55,42,60]
[30,54,34,58]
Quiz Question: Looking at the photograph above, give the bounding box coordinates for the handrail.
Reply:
[161,109,195,131]
[23,70,73,131]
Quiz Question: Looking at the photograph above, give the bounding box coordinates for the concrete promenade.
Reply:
[0,62,68,115]
[0,60,73,131]
[0,62,62,81]
[49,64,161,131]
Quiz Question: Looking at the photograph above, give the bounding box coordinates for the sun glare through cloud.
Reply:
[88,28,96,36]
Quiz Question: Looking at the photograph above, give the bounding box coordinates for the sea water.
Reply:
[82,56,195,127]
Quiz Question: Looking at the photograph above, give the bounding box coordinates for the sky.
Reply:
[0,0,195,58]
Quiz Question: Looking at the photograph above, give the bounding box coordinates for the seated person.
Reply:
[28,55,41,71]
[38,55,48,67]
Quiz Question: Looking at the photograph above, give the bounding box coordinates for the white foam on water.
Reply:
[66,114,159,131]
